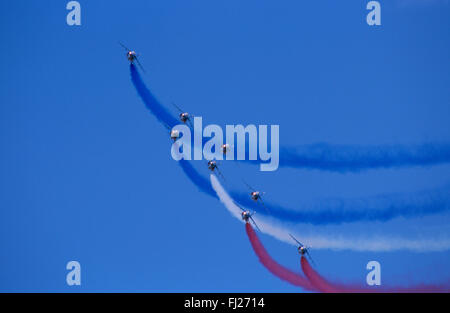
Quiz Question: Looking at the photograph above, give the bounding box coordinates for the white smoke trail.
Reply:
[210,174,450,252]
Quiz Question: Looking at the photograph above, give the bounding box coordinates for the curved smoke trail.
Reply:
[230,186,450,225]
[178,151,450,226]
[129,60,450,289]
[211,173,450,252]
[130,64,450,224]
[130,64,178,128]
[245,223,316,291]
[178,160,216,197]
[300,257,341,293]
[300,256,450,293]
[180,160,450,224]
[130,64,450,173]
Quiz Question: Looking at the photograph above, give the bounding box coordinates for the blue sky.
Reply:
[0,1,449,292]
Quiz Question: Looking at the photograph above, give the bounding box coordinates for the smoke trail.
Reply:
[241,143,450,172]
[130,63,450,224]
[279,143,450,173]
[211,173,450,252]
[300,256,344,293]
[178,154,450,226]
[245,223,316,291]
[300,256,450,293]
[130,64,216,197]
[179,146,450,225]
[130,64,178,128]
[179,160,216,197]
[181,155,450,225]
[130,64,450,173]
[230,186,450,225]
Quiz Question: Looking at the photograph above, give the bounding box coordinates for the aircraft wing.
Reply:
[215,166,226,182]
[289,233,303,246]
[242,179,255,192]
[236,204,246,212]
[119,42,130,51]
[135,56,146,73]
[306,250,316,266]
[258,197,270,214]
[250,216,262,232]
[171,102,184,113]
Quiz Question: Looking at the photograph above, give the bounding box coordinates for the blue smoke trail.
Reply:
[235,142,450,172]
[279,143,450,173]
[129,63,450,225]
[130,64,178,128]
[179,157,450,224]
[178,159,216,197]
[131,63,450,172]
[230,187,450,225]
[130,64,215,197]
[177,157,450,225]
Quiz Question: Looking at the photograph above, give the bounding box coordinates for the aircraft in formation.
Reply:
[171,102,193,127]
[237,205,261,232]
[120,42,146,73]
[289,233,315,265]
[121,46,314,264]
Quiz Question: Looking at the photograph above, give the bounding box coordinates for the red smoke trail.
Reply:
[300,256,349,293]
[245,223,317,292]
[300,256,450,293]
